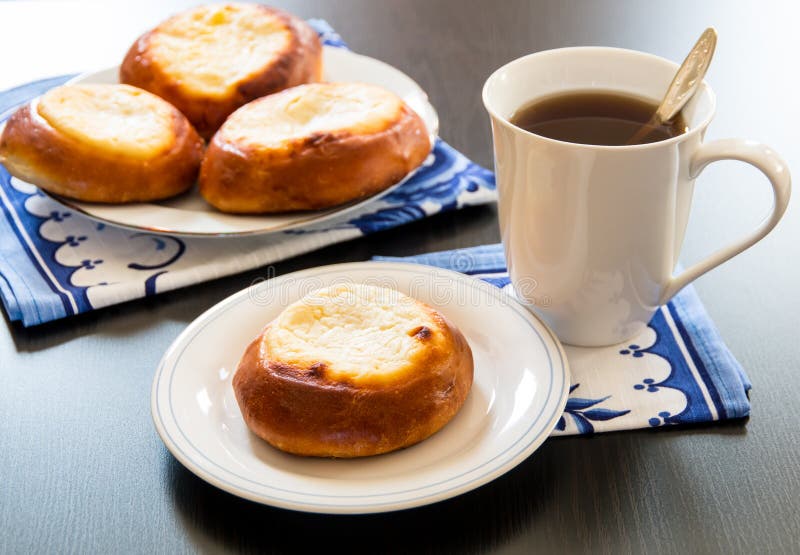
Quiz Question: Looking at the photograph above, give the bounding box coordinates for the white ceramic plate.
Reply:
[26,46,439,236]
[151,262,570,514]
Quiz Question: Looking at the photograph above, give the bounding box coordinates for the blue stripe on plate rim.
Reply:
[151,262,570,513]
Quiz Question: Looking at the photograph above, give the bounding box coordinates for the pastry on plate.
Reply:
[120,3,322,139]
[199,82,431,213]
[233,283,473,458]
[0,83,204,203]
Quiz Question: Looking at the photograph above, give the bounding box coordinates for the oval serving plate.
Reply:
[25,46,439,237]
[151,262,570,514]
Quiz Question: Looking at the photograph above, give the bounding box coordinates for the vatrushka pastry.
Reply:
[199,82,431,213]
[0,84,204,203]
[233,284,473,458]
[120,3,322,139]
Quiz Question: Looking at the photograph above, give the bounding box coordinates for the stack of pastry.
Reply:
[0,3,431,213]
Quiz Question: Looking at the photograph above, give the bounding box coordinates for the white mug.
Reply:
[482,47,791,347]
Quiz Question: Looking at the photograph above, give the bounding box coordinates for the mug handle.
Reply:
[659,138,791,304]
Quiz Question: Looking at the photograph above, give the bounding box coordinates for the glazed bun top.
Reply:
[216,82,407,150]
[36,84,176,159]
[263,283,447,385]
[144,3,300,99]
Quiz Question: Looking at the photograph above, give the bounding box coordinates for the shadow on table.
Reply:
[165,441,559,554]
[601,416,749,438]
[165,414,749,554]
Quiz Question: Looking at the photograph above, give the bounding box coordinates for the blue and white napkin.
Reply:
[376,244,751,435]
[0,21,496,327]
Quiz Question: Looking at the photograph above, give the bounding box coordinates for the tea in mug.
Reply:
[510,90,688,146]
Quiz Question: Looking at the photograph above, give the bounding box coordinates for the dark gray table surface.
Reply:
[2,1,799,553]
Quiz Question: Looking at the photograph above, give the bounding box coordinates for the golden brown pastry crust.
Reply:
[233,306,473,458]
[0,100,204,203]
[198,94,431,213]
[120,5,322,139]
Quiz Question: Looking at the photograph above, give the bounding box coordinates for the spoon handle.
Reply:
[625,27,717,145]
[656,27,717,123]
